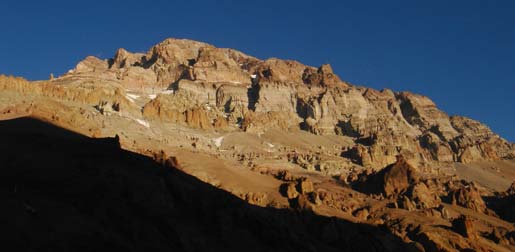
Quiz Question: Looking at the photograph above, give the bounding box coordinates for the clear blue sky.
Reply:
[1,0,514,141]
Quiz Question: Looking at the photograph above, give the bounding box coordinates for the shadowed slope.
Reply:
[0,117,413,252]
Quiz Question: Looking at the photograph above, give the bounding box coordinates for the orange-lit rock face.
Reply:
[3,37,514,170]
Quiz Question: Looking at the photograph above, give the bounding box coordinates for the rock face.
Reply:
[297,177,315,194]
[405,182,442,209]
[56,38,514,169]
[353,155,419,196]
[353,156,444,211]
[453,215,478,239]
[449,182,489,214]
[281,182,299,199]
[382,156,420,196]
[142,91,215,129]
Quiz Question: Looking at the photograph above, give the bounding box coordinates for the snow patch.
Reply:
[148,94,157,99]
[126,93,141,102]
[126,94,140,100]
[212,136,224,148]
[250,74,257,79]
[162,90,175,95]
[135,119,150,128]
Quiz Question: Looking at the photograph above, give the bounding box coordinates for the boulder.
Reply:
[449,182,488,214]
[296,177,314,194]
[281,182,299,199]
[406,182,441,209]
[452,215,478,239]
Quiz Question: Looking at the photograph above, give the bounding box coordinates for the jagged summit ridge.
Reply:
[67,38,348,89]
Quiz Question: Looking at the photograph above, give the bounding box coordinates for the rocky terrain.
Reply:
[1,38,514,251]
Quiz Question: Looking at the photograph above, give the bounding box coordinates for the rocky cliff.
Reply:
[57,38,513,169]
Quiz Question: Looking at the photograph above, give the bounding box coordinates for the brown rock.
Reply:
[293,194,315,211]
[213,116,228,129]
[192,47,252,84]
[185,107,211,129]
[307,191,323,206]
[352,155,419,197]
[400,196,417,211]
[489,228,509,245]
[280,182,299,199]
[452,215,478,239]
[449,182,488,214]
[353,208,369,220]
[276,170,297,181]
[407,182,441,209]
[505,181,515,195]
[379,155,419,196]
[438,205,451,219]
[243,192,268,206]
[297,177,314,194]
[73,56,108,73]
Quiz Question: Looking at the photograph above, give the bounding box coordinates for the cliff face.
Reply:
[57,38,513,168]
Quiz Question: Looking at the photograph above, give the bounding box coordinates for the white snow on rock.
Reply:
[126,94,140,100]
[125,95,135,103]
[125,93,141,103]
[212,136,224,148]
[148,94,157,99]
[135,119,150,128]
[250,74,257,79]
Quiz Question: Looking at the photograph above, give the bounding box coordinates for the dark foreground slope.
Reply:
[0,117,414,252]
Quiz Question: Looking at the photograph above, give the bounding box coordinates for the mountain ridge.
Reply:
[55,37,513,169]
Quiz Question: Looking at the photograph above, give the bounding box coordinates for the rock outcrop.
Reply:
[452,215,478,239]
[448,181,489,214]
[353,155,419,196]
[404,182,442,210]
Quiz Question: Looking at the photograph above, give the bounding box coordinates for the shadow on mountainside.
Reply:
[0,117,416,252]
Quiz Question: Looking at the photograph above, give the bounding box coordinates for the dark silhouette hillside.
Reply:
[0,117,414,252]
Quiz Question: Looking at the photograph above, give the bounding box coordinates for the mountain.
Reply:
[58,38,515,168]
[1,38,514,251]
